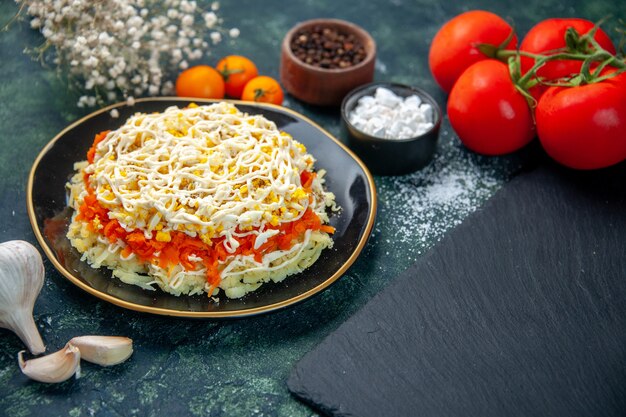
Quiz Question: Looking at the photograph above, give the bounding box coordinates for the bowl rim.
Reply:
[341,81,442,144]
[282,18,376,74]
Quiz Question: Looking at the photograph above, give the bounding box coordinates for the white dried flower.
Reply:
[113,20,124,31]
[161,80,174,95]
[18,0,236,107]
[181,15,193,27]
[127,16,144,28]
[210,31,221,44]
[180,1,195,13]
[84,56,98,67]
[172,48,183,61]
[98,32,113,45]
[189,49,202,60]
[204,12,217,28]
[116,75,128,88]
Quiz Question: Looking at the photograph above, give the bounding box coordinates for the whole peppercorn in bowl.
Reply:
[280,18,376,106]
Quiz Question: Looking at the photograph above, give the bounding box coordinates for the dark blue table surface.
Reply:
[0,1,623,415]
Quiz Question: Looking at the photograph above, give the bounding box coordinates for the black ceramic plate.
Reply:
[28,98,376,318]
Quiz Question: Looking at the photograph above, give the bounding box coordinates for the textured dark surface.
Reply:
[1,0,625,416]
[288,162,626,417]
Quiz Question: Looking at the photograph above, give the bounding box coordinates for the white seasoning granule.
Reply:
[348,87,435,139]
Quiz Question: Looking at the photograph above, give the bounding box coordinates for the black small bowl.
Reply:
[341,82,442,176]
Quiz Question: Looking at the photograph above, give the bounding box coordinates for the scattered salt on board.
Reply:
[348,87,434,139]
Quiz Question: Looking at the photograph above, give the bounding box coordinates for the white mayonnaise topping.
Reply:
[85,102,322,248]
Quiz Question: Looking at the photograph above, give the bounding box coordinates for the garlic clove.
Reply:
[7,310,46,355]
[69,336,133,366]
[18,343,81,383]
[0,241,46,354]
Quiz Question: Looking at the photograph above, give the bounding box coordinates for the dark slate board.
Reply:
[287,163,626,417]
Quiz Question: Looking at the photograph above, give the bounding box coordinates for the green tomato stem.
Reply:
[494,20,626,92]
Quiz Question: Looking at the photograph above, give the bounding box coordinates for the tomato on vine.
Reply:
[536,71,626,170]
[447,60,535,155]
[429,10,517,93]
[241,76,284,105]
[216,55,259,99]
[520,18,616,80]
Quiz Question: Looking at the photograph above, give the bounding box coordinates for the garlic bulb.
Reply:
[18,343,81,383]
[0,241,45,354]
[69,336,133,366]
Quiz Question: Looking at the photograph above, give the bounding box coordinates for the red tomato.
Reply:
[448,60,535,155]
[536,72,626,170]
[520,18,616,80]
[429,10,517,93]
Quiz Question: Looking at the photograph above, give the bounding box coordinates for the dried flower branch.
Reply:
[15,0,239,107]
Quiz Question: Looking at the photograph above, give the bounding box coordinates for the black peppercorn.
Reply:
[290,26,367,69]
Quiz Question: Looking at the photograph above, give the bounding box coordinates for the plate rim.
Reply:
[27,97,377,318]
